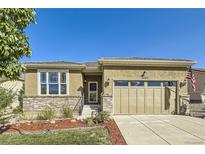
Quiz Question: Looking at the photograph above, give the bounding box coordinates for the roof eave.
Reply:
[83,66,102,72]
[24,64,86,70]
[98,59,197,67]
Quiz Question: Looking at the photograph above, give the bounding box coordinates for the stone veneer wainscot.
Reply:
[23,96,82,118]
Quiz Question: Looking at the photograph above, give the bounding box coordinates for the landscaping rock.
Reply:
[50,120,56,124]
[71,119,76,123]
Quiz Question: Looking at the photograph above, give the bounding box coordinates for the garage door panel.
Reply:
[161,88,168,114]
[128,89,137,114]
[153,88,162,114]
[114,81,176,115]
[164,87,176,114]
[137,89,145,114]
[146,88,154,114]
[170,88,176,98]
[170,88,176,114]
[121,88,129,114]
[114,88,121,114]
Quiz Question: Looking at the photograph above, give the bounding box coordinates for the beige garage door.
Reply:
[114,81,176,115]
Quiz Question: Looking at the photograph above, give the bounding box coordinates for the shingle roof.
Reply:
[193,68,205,72]
[83,62,98,67]
[24,61,83,66]
[100,57,194,62]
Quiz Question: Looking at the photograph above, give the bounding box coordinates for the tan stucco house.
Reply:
[23,57,196,117]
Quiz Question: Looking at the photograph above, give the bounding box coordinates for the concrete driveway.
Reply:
[113,115,205,145]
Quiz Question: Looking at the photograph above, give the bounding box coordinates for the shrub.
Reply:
[61,105,73,118]
[0,87,15,111]
[12,105,22,114]
[0,87,15,125]
[17,84,24,112]
[0,117,7,125]
[37,107,55,120]
[94,111,110,123]
[84,117,94,126]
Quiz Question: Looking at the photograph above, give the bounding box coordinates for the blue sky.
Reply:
[23,9,205,68]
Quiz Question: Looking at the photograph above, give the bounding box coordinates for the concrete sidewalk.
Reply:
[113,115,205,145]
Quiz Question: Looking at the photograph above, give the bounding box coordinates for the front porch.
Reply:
[80,73,103,117]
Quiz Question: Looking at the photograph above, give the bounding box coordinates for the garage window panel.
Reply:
[114,80,129,86]
[130,81,144,86]
[147,81,161,86]
[163,81,177,87]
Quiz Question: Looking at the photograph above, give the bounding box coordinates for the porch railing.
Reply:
[72,95,84,115]
[79,94,84,115]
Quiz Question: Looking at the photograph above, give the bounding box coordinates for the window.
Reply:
[163,81,177,87]
[89,83,97,91]
[40,71,67,95]
[40,72,47,94]
[114,81,129,86]
[148,81,161,86]
[88,82,98,103]
[48,72,58,94]
[60,72,67,94]
[130,81,144,86]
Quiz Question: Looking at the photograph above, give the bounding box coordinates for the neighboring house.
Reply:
[188,68,205,103]
[23,58,196,117]
[0,78,24,108]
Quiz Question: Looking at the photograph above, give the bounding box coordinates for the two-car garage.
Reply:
[113,80,177,115]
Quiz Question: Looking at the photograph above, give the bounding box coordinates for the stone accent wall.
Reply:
[179,95,190,115]
[189,103,205,117]
[201,93,205,104]
[102,95,113,114]
[23,96,82,118]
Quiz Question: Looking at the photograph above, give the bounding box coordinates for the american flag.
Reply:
[186,67,196,92]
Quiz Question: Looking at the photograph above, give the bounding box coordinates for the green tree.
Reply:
[0,8,36,80]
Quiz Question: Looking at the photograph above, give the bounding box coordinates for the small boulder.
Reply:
[71,119,76,123]
[50,120,56,124]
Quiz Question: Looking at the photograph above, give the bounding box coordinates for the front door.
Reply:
[88,81,98,103]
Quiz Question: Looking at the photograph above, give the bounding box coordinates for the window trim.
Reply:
[37,69,69,96]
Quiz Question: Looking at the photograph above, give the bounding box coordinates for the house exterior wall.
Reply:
[23,69,84,118]
[102,66,189,114]
[25,69,38,96]
[69,70,84,96]
[23,64,192,117]
[25,69,83,97]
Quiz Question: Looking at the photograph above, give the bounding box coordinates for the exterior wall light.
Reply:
[141,71,148,79]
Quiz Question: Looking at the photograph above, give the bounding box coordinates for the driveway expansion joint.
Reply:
[113,115,205,145]
[153,116,205,142]
[130,116,171,145]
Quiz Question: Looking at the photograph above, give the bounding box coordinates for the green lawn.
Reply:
[0,127,112,145]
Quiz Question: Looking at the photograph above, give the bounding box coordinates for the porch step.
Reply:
[81,105,100,118]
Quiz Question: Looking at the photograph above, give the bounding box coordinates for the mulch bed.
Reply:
[105,120,127,145]
[0,119,126,145]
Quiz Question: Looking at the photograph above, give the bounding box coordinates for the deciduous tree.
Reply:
[0,8,36,79]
